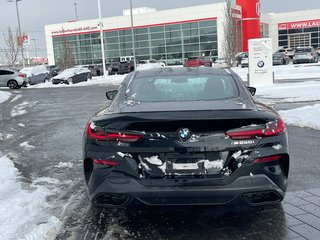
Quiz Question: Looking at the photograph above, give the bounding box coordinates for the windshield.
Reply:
[128,75,239,102]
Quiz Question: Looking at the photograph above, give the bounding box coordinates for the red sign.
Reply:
[17,35,29,46]
[278,19,320,30]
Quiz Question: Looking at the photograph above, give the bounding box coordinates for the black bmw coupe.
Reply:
[83,67,289,207]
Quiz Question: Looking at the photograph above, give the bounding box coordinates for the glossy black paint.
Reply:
[83,67,289,207]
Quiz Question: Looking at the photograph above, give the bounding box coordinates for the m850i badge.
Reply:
[231,140,255,145]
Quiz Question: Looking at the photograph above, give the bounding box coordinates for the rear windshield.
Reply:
[296,48,312,53]
[128,75,239,102]
[187,57,199,60]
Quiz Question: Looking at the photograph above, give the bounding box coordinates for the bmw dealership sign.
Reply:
[248,38,273,87]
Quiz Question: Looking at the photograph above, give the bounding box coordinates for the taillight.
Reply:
[93,159,119,166]
[226,118,285,140]
[255,155,282,163]
[18,74,25,78]
[86,122,144,142]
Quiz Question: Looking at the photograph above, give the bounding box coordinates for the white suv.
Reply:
[0,68,27,89]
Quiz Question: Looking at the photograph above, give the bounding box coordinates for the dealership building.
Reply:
[44,0,320,66]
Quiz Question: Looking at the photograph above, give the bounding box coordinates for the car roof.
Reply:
[134,67,231,78]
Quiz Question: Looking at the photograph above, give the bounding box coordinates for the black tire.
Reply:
[7,80,18,89]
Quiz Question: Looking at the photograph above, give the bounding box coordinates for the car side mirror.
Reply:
[247,86,256,96]
[106,90,118,100]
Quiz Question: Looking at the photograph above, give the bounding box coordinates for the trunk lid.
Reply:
[93,109,276,178]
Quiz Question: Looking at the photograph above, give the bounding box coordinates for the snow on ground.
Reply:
[256,81,320,102]
[0,155,61,239]
[11,101,38,117]
[279,104,320,130]
[28,75,126,89]
[19,141,36,150]
[253,81,320,130]
[233,63,320,81]
[0,91,11,104]
[0,133,13,141]
[55,162,74,168]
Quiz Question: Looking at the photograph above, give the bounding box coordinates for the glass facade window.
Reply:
[52,19,218,66]
[278,26,320,49]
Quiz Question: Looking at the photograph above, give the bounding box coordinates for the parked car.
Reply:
[76,65,103,76]
[235,52,248,66]
[275,48,294,59]
[0,68,27,89]
[184,56,212,67]
[293,47,319,64]
[83,67,289,208]
[52,67,92,85]
[240,54,249,68]
[316,47,320,56]
[273,53,290,65]
[46,65,60,77]
[20,65,50,85]
[213,58,229,68]
[94,64,104,76]
[108,62,132,75]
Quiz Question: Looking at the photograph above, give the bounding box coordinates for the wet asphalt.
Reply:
[0,85,320,240]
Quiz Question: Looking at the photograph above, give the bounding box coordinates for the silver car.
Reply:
[293,47,319,64]
[20,65,50,85]
[0,68,27,89]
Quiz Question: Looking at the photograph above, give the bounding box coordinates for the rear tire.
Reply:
[7,80,18,89]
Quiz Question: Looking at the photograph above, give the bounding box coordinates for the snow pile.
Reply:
[29,75,126,89]
[233,63,320,81]
[0,91,11,104]
[19,141,36,150]
[0,155,61,239]
[256,81,320,102]
[55,162,74,168]
[279,104,320,130]
[137,63,164,70]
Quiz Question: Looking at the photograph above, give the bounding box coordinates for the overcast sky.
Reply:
[1,0,320,57]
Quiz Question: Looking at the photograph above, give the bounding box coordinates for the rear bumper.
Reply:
[88,173,285,207]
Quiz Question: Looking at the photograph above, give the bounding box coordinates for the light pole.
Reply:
[31,38,37,64]
[74,2,78,21]
[130,0,137,70]
[97,0,107,77]
[8,0,25,68]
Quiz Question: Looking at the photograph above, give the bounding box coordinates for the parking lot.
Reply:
[0,82,320,239]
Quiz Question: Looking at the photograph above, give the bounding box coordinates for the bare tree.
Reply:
[56,34,74,69]
[0,27,20,67]
[222,0,241,67]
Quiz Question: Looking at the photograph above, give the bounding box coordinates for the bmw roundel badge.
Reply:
[178,128,191,141]
[257,60,265,68]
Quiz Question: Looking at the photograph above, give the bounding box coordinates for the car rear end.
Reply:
[83,70,289,207]
[184,57,202,67]
[293,47,316,64]
[1,69,28,88]
[84,111,288,207]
